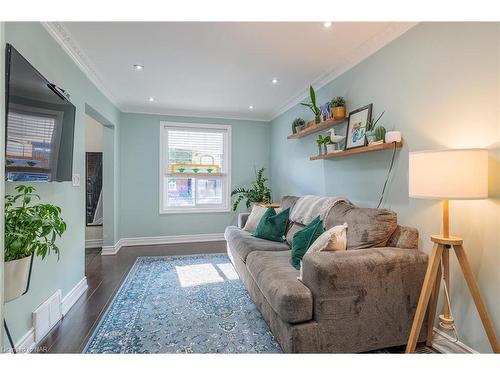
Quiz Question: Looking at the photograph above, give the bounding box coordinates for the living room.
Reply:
[1,1,500,372]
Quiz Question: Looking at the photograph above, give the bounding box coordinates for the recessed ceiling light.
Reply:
[133,64,144,70]
[323,22,332,28]
[272,78,278,84]
[148,97,154,102]
[248,105,254,110]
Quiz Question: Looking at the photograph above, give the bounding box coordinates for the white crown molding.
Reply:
[40,22,121,109]
[101,233,225,256]
[269,22,419,121]
[120,107,271,123]
[41,22,417,123]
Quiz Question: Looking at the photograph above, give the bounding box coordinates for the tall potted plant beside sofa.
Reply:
[231,167,272,211]
[4,185,67,302]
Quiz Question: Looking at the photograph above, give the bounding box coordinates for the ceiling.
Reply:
[46,22,415,121]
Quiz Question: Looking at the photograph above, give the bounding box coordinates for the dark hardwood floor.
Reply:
[38,241,227,353]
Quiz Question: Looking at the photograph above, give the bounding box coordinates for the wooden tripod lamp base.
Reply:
[405,232,500,353]
[407,149,497,353]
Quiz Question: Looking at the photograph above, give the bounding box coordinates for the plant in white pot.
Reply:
[4,185,67,302]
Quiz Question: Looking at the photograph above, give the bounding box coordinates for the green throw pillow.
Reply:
[291,216,324,270]
[253,207,290,242]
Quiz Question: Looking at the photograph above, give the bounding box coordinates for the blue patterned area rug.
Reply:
[84,254,282,353]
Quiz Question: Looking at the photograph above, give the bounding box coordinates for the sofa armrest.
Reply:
[387,225,419,249]
[301,247,428,320]
[238,212,250,229]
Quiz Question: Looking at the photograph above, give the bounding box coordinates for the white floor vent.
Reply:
[33,290,63,342]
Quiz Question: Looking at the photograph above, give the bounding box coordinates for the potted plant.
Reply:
[231,167,272,211]
[316,134,328,155]
[330,96,346,120]
[324,135,336,154]
[366,110,387,145]
[4,185,67,302]
[292,118,306,134]
[301,86,321,126]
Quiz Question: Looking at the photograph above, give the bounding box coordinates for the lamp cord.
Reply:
[440,260,460,343]
[376,142,397,208]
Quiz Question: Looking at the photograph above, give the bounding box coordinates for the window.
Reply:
[6,108,62,182]
[160,122,231,213]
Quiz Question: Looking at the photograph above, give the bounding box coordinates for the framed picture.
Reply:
[345,104,372,150]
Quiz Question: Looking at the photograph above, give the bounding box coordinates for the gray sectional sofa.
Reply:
[224,196,429,353]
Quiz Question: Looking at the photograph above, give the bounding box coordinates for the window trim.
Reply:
[159,121,232,214]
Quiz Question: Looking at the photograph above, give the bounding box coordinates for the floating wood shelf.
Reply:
[310,141,403,160]
[287,117,347,139]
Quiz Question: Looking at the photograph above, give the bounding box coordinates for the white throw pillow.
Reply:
[243,205,282,233]
[298,223,348,282]
[306,223,348,254]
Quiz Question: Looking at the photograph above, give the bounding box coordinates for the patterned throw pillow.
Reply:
[290,216,324,270]
[253,207,290,242]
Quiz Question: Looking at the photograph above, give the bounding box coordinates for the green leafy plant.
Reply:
[4,185,67,262]
[316,134,329,146]
[367,110,385,131]
[300,86,321,124]
[367,110,387,142]
[231,167,272,211]
[329,96,346,108]
[292,118,306,133]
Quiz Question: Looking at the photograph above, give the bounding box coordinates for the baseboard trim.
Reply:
[101,233,226,256]
[85,238,103,248]
[61,277,88,316]
[7,277,88,353]
[432,328,478,354]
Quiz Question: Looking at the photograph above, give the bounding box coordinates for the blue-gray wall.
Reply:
[270,23,500,353]
[118,112,270,238]
[3,22,121,345]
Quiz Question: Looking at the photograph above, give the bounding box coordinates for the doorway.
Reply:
[85,114,103,264]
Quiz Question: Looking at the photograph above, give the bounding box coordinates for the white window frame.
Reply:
[159,121,231,214]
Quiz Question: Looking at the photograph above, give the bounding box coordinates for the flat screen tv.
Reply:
[5,44,76,182]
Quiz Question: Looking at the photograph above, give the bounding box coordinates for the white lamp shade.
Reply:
[409,149,488,200]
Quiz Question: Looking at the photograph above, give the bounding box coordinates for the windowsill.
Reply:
[159,207,231,214]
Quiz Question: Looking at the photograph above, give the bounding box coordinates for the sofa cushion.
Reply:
[253,207,290,242]
[224,226,290,263]
[324,201,397,249]
[285,222,305,246]
[291,216,324,270]
[246,250,313,324]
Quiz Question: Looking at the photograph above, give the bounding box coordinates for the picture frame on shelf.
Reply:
[345,104,372,150]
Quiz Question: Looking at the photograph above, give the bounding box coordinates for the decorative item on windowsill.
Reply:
[320,102,331,122]
[291,117,306,134]
[327,128,346,153]
[301,85,321,126]
[4,185,67,352]
[231,167,272,211]
[365,110,387,146]
[329,96,346,120]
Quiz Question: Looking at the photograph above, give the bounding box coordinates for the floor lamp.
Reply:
[405,149,500,353]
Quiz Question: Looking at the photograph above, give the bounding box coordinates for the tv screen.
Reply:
[5,44,76,182]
